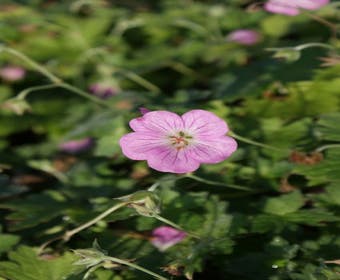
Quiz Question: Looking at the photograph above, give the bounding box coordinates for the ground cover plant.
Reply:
[0,0,340,279]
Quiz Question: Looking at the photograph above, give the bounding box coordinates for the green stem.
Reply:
[185,173,252,191]
[1,46,111,108]
[17,84,60,99]
[58,83,110,107]
[153,214,200,239]
[63,202,128,241]
[118,68,161,93]
[295,42,335,51]
[1,47,62,83]
[106,256,168,280]
[305,12,338,39]
[229,131,288,152]
[315,144,340,152]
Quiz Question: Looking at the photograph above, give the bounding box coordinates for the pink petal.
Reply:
[119,132,165,160]
[264,1,300,15]
[227,30,261,45]
[296,0,329,10]
[139,107,151,115]
[59,138,94,153]
[188,136,238,164]
[182,110,228,137]
[130,111,184,133]
[151,226,186,251]
[147,148,200,173]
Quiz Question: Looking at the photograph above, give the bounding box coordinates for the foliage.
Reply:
[0,0,340,279]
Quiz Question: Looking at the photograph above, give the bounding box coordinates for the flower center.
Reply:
[168,131,193,150]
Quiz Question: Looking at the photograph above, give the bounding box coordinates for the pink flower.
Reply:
[0,66,26,82]
[264,0,330,16]
[89,83,119,99]
[119,110,237,173]
[226,30,261,45]
[151,226,186,251]
[139,107,151,115]
[59,138,94,153]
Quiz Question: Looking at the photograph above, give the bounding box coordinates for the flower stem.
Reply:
[106,256,168,280]
[117,68,161,93]
[63,202,128,241]
[294,42,335,51]
[153,214,200,239]
[228,131,288,152]
[1,46,62,83]
[315,144,340,152]
[0,46,111,108]
[17,84,60,99]
[185,173,252,191]
[305,12,338,40]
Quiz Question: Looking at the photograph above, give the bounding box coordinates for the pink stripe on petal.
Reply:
[189,136,237,164]
[147,148,200,173]
[130,111,184,133]
[119,132,166,160]
[182,110,228,137]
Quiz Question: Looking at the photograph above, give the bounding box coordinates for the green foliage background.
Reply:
[0,0,340,279]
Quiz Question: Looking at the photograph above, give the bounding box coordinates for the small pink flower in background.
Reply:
[151,226,186,251]
[59,138,94,153]
[119,109,237,173]
[139,107,151,115]
[89,83,119,99]
[264,0,330,16]
[0,66,26,82]
[226,30,261,45]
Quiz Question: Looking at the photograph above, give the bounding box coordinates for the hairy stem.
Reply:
[106,256,168,280]
[63,202,128,241]
[185,173,252,191]
[315,144,340,152]
[229,131,289,152]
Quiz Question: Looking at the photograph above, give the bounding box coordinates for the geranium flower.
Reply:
[59,138,94,153]
[89,83,119,99]
[151,226,186,251]
[119,110,237,173]
[226,29,261,45]
[264,0,329,16]
[0,66,26,82]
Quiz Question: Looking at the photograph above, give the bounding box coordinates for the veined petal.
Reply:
[147,148,200,173]
[119,132,166,160]
[182,110,228,137]
[129,111,183,133]
[188,136,237,164]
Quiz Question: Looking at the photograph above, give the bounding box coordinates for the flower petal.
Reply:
[151,226,186,251]
[264,1,300,16]
[296,0,329,10]
[119,132,166,160]
[147,148,200,173]
[188,136,237,164]
[182,110,228,137]
[129,111,183,133]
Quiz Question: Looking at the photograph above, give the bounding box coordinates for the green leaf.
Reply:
[0,227,20,254]
[317,113,340,142]
[0,246,80,280]
[294,149,340,186]
[263,191,305,215]
[0,192,68,231]
[285,209,339,226]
